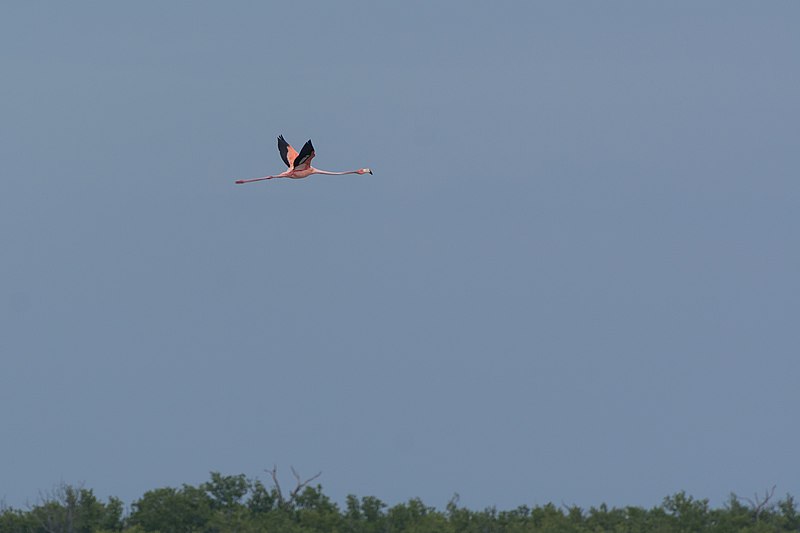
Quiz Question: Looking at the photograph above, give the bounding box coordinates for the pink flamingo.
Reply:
[235,135,373,184]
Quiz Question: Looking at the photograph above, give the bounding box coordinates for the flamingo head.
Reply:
[358,168,373,175]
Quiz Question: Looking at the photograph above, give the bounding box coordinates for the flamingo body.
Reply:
[235,135,372,184]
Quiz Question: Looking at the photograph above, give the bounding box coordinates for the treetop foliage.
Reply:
[1,470,797,533]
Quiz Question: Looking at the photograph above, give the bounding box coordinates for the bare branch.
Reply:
[27,482,86,533]
[737,485,777,522]
[560,500,581,515]
[287,466,322,506]
[267,465,284,507]
[266,466,322,510]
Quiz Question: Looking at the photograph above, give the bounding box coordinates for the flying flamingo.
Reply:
[234,135,373,184]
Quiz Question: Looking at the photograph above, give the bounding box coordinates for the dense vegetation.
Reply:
[1,470,797,533]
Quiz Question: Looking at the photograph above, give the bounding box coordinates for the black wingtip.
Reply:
[277,135,291,167]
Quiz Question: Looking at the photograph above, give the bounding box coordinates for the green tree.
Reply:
[386,498,451,533]
[246,479,275,515]
[662,492,711,532]
[129,485,213,533]
[0,506,36,533]
[6,473,800,533]
[777,494,799,531]
[23,484,120,533]
[203,472,249,512]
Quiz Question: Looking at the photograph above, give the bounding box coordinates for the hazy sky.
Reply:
[2,2,799,511]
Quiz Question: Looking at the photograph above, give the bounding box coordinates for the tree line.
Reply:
[1,469,797,533]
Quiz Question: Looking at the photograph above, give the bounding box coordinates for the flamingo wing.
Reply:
[292,140,315,171]
[277,135,299,168]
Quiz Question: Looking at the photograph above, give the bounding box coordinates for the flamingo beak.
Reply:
[369,170,373,175]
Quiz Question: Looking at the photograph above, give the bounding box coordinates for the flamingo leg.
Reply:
[235,176,277,184]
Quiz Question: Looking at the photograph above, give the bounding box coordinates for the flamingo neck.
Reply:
[313,169,359,176]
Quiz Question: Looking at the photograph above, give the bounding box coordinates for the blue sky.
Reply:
[2,2,799,511]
